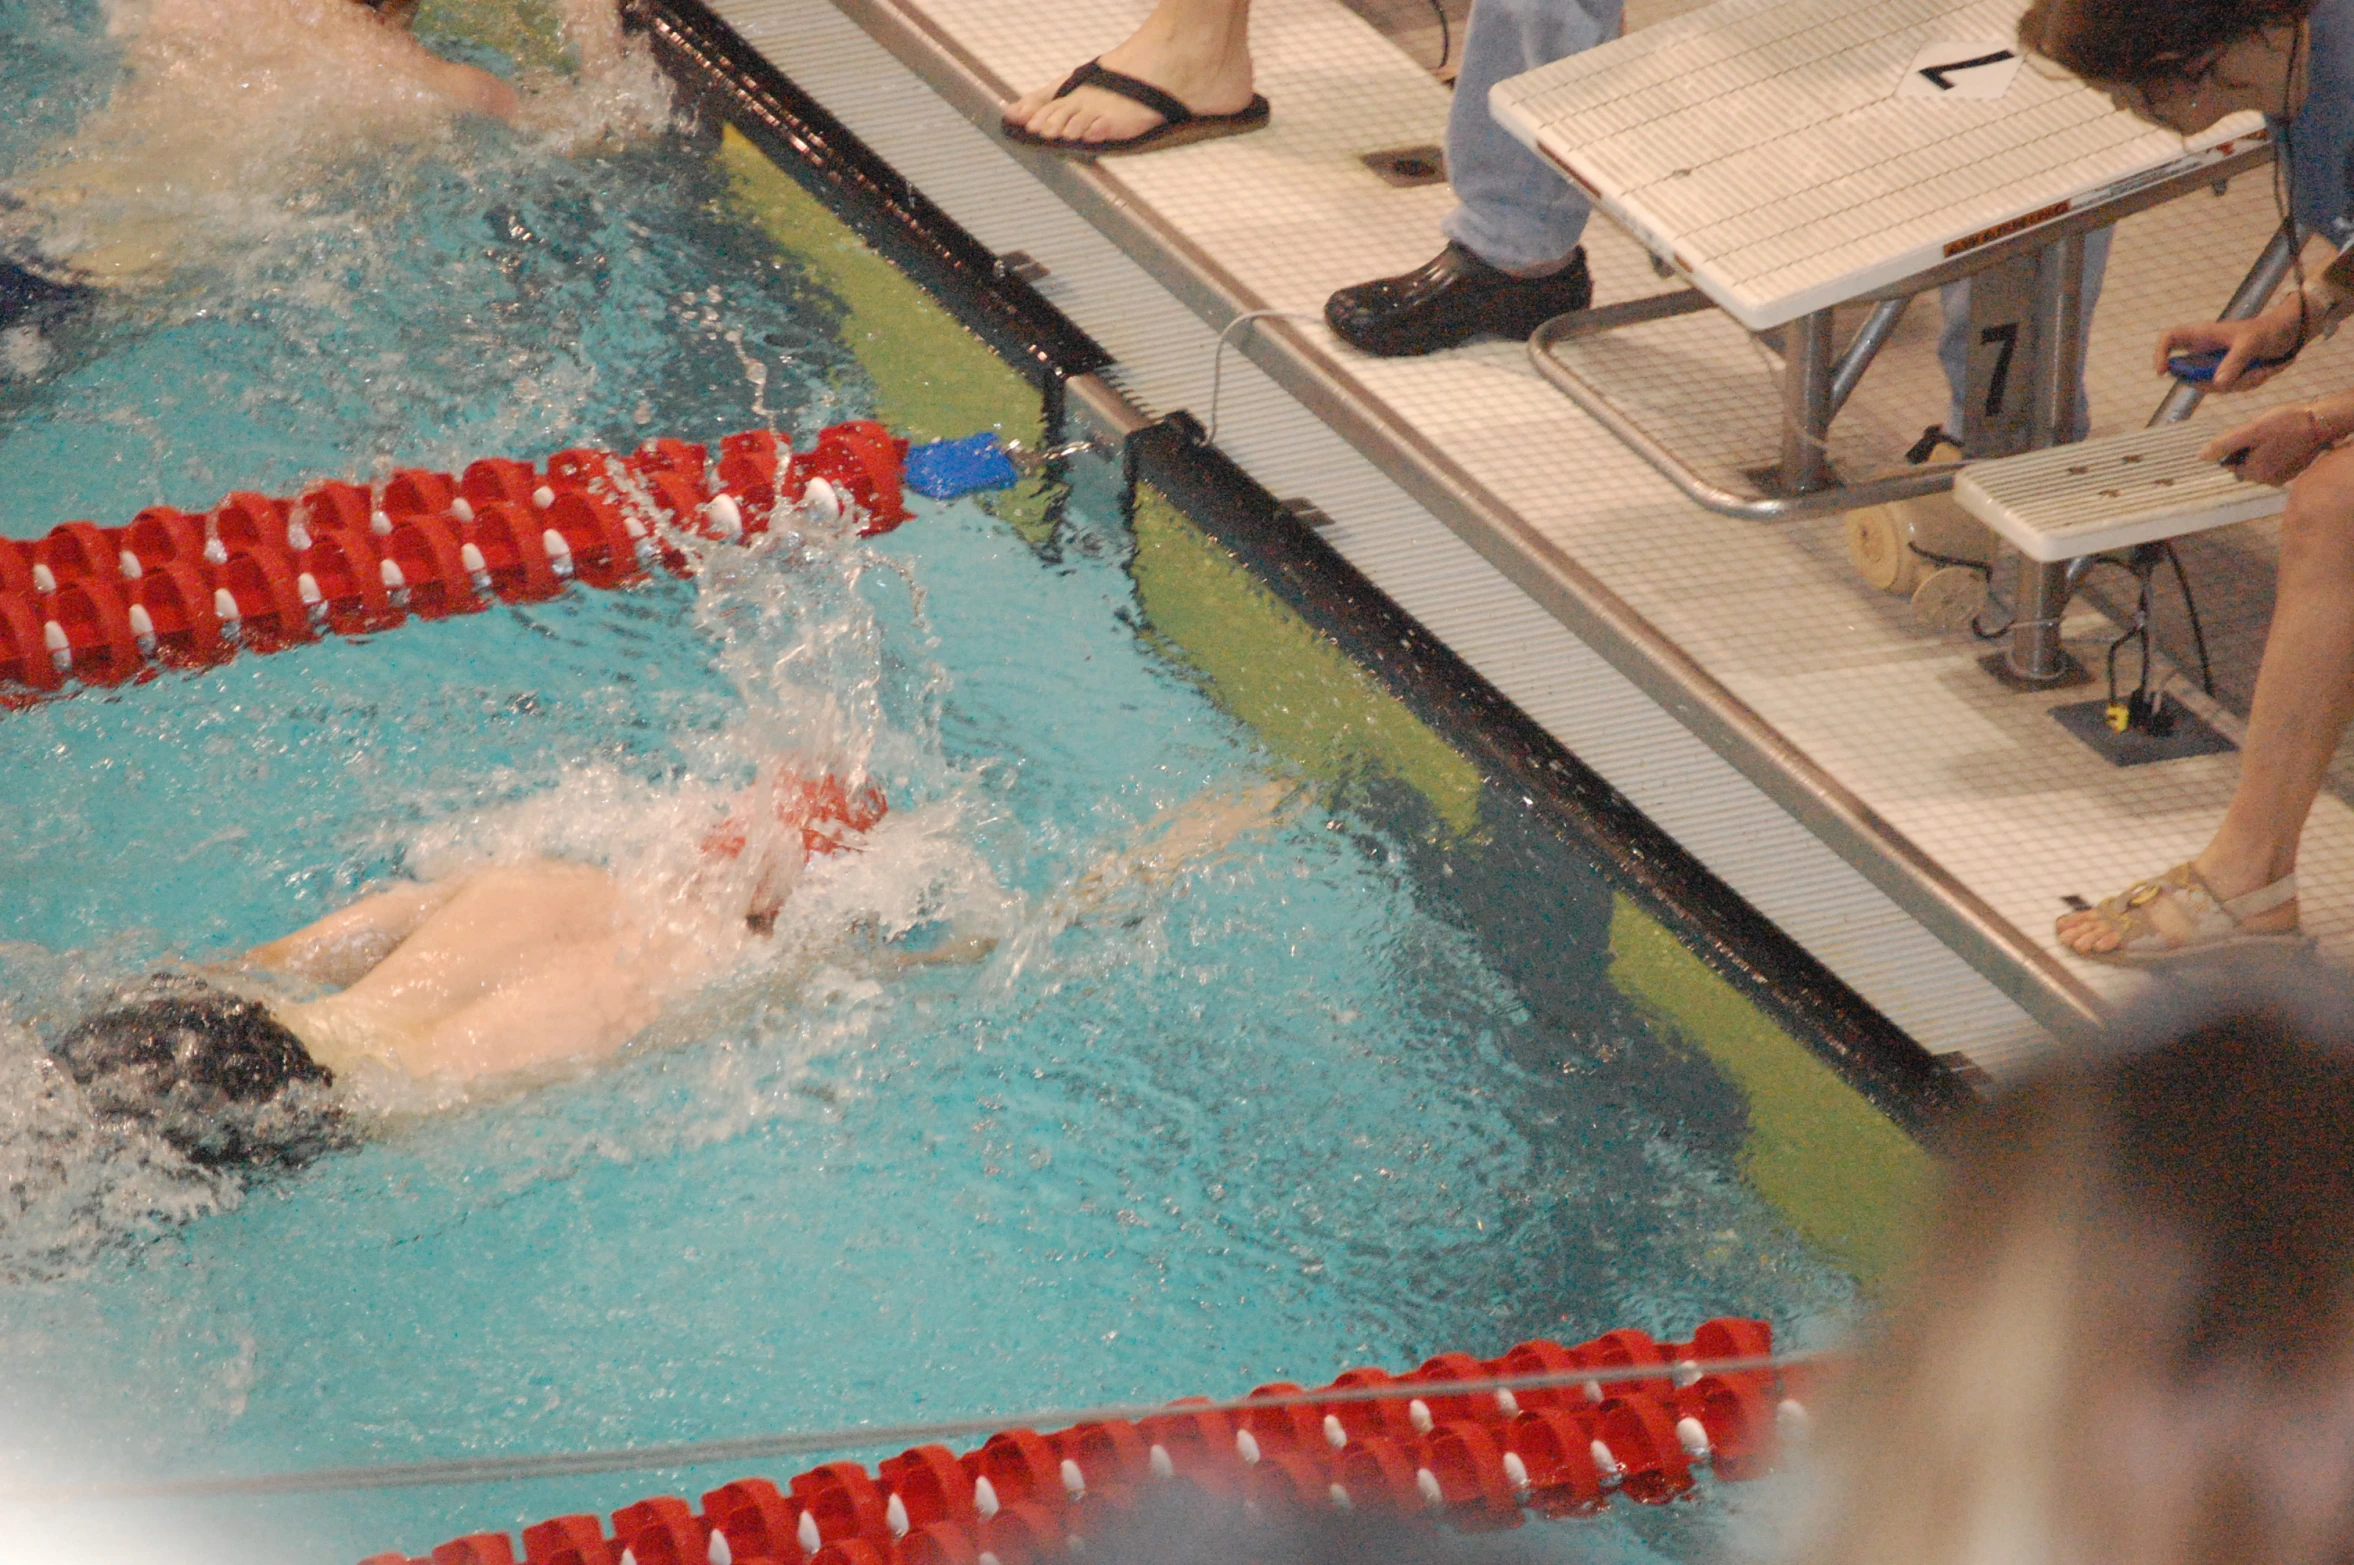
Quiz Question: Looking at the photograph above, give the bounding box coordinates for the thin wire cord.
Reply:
[1207,310,1324,444]
[2162,541,2217,697]
[12,1351,1836,1505]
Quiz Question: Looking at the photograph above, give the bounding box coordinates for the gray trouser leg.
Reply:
[1937,225,2114,439]
[1439,0,1622,273]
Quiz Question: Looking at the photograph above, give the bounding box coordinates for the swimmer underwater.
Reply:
[45,777,1288,1172]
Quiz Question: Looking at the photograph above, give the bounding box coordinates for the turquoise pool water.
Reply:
[0,6,1860,1563]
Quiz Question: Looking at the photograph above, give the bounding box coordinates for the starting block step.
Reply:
[1953,421,2286,563]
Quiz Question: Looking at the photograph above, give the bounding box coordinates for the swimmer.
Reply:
[46,774,1293,1169]
[0,0,627,314]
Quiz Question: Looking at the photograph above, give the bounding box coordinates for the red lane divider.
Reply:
[0,422,913,709]
[360,1319,1817,1565]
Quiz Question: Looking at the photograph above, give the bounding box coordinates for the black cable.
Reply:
[2103,613,2138,707]
[1906,542,1990,576]
[1426,0,1452,73]
[2161,540,2218,697]
[1900,542,2013,638]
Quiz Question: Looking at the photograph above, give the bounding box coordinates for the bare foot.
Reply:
[1003,0,1256,145]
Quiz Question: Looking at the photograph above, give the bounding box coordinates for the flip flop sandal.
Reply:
[1001,60,1271,158]
[2062,862,2313,967]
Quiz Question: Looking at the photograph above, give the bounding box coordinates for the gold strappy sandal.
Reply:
[2062,863,2312,967]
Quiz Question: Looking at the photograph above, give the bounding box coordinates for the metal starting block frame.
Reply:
[1499,0,2276,523]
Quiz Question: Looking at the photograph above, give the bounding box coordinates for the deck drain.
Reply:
[1360,145,1447,187]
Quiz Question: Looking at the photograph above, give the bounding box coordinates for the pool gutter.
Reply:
[622,0,1979,1131]
[715,0,2101,1050]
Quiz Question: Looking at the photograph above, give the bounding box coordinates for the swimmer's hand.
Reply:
[2155,305,2306,392]
[2201,399,2353,486]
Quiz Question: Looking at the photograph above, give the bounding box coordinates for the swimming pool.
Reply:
[0,5,1917,1562]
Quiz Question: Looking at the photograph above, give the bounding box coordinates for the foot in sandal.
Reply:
[2056,861,2310,966]
[1002,0,1262,155]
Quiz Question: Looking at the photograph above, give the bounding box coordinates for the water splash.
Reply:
[0,1005,239,1284]
[3,0,673,288]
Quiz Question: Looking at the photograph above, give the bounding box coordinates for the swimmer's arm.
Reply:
[882,925,1000,970]
[1058,779,1297,914]
[412,51,524,122]
[826,916,1000,976]
[348,18,523,122]
[245,880,460,989]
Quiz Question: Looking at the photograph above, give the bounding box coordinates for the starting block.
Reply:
[1954,419,2284,692]
[1953,420,2286,562]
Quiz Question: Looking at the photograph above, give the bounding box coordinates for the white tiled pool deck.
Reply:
[699,0,2354,1076]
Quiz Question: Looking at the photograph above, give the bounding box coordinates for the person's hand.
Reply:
[2154,304,2308,391]
[2202,405,2332,487]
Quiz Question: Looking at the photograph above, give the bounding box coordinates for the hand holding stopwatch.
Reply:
[2168,346,2301,383]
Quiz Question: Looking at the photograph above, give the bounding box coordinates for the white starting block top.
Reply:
[1490,0,2263,331]
[1953,421,2287,562]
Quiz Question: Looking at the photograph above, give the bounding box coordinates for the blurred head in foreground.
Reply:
[1797,975,2354,1565]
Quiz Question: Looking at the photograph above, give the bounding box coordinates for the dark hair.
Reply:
[1796,973,2354,1565]
[52,976,345,1169]
[2018,0,2312,91]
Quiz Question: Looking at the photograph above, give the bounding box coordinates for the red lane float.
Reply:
[359,1319,1815,1565]
[0,422,914,706]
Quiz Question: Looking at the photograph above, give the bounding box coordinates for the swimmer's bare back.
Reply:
[247,860,721,1082]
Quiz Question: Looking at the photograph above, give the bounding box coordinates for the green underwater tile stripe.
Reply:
[693,26,1952,1280]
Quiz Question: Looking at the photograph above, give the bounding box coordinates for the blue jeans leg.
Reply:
[1936,225,2114,440]
[1439,0,1623,273]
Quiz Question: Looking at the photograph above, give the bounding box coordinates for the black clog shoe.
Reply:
[1324,242,1593,357]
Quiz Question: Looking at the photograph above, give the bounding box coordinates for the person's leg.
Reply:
[1327,0,1621,355]
[1935,227,2114,446]
[1439,0,1620,274]
[2058,444,2354,955]
[1004,0,1255,146]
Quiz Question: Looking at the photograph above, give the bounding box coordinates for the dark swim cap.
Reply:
[52,976,345,1168]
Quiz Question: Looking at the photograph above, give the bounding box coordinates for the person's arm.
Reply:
[244,879,457,989]
[2155,242,2354,392]
[2200,386,2354,485]
[412,49,523,121]
[340,11,523,122]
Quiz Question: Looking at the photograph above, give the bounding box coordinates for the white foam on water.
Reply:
[1,0,673,297]
[0,1005,238,1283]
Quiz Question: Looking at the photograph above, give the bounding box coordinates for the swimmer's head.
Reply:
[700,768,891,930]
[352,0,422,23]
[51,976,345,1169]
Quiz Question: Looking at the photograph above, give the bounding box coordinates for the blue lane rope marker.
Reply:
[903,433,1021,499]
